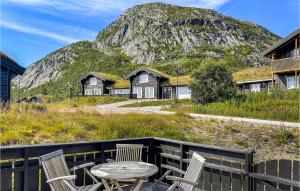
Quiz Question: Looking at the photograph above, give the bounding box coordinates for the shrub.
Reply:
[272,127,295,145]
[190,61,237,104]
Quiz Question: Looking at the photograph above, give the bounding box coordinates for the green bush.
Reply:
[190,60,237,104]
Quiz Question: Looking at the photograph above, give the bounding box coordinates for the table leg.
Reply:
[132,179,145,191]
[113,180,124,191]
[102,178,112,191]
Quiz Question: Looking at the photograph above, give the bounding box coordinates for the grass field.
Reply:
[0,99,299,162]
[166,90,299,122]
[121,99,192,107]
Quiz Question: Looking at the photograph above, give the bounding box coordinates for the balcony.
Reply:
[272,56,300,73]
[0,137,299,191]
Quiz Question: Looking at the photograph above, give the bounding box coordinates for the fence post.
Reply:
[24,148,29,191]
[245,149,254,191]
[180,144,189,173]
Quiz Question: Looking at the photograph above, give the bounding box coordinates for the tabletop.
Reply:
[91,161,159,180]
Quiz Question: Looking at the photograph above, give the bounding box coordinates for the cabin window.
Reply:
[250,83,260,93]
[145,87,154,98]
[85,89,92,95]
[94,89,102,95]
[89,77,97,85]
[287,76,296,89]
[139,74,148,83]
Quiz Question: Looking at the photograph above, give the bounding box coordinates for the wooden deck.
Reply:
[0,137,299,191]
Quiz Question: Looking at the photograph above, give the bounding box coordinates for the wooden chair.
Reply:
[39,149,102,191]
[107,144,144,188]
[141,152,205,191]
[108,144,144,162]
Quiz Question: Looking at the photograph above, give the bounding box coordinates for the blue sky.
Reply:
[1,0,299,67]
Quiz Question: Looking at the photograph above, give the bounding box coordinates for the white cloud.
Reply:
[7,0,229,15]
[1,20,84,43]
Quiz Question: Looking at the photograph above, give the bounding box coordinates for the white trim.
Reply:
[145,87,154,98]
[287,76,296,89]
[236,78,272,84]
[94,89,102,95]
[133,87,143,98]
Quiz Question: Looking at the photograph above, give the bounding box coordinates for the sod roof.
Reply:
[233,66,272,82]
[167,75,192,86]
[82,72,130,89]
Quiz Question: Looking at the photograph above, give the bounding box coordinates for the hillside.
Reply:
[13,2,280,99]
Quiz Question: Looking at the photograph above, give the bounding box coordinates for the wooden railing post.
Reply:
[23,148,29,191]
[180,144,189,173]
[245,150,254,191]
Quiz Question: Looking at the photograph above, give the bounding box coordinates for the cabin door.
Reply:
[133,87,143,98]
[162,87,172,99]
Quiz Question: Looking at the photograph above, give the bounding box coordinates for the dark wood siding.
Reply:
[237,81,272,93]
[0,66,10,101]
[0,54,25,102]
[82,76,113,95]
[131,72,160,99]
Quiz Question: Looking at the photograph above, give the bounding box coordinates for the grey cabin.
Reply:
[80,72,130,97]
[125,67,192,99]
[263,28,300,90]
[0,52,25,102]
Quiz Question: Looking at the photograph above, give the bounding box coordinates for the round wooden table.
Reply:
[91,161,158,191]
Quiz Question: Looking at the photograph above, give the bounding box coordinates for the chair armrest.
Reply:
[69,162,95,172]
[107,159,115,163]
[161,164,186,175]
[166,176,198,186]
[46,175,77,183]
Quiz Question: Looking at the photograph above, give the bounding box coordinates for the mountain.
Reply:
[14,2,279,98]
[96,3,278,64]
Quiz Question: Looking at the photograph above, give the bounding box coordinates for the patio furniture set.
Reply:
[39,144,206,191]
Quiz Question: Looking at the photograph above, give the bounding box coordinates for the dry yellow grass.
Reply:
[167,75,192,86]
[233,66,272,82]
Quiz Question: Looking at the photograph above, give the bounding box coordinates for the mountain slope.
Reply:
[96,3,279,64]
[14,2,280,98]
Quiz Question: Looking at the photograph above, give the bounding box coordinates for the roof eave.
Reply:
[262,28,300,57]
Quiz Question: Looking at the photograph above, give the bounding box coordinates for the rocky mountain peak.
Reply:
[96,3,278,64]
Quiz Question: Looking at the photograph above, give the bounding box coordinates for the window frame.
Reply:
[145,87,154,98]
[250,83,261,93]
[89,77,97,85]
[139,74,149,83]
[287,76,296,89]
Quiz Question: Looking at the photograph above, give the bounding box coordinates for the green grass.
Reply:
[121,99,192,107]
[169,90,299,122]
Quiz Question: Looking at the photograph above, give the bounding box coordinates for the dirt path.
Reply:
[91,100,300,128]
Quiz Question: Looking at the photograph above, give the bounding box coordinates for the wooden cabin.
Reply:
[80,72,130,97]
[125,67,192,99]
[263,28,300,90]
[0,52,25,102]
[233,66,273,93]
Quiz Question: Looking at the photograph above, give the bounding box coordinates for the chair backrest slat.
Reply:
[180,153,205,191]
[40,150,74,191]
[115,144,143,162]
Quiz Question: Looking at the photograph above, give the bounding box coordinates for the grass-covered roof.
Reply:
[233,66,272,82]
[167,75,192,86]
[85,72,130,89]
[144,67,170,78]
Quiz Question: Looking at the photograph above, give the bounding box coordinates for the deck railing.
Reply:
[272,56,300,73]
[0,137,299,191]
